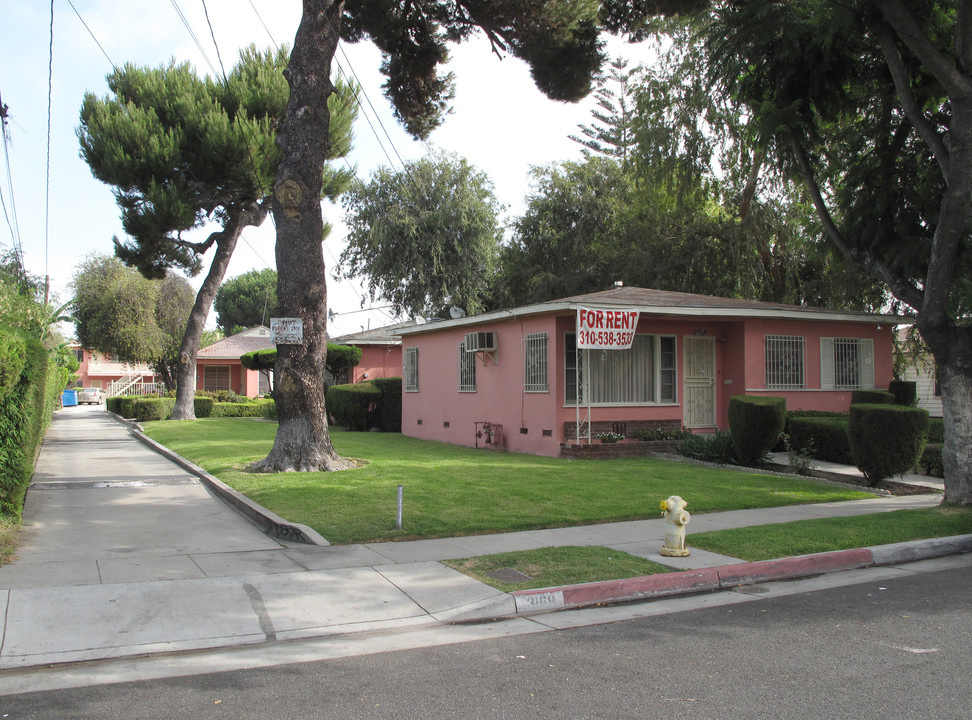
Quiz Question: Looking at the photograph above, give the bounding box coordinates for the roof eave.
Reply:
[396,301,911,335]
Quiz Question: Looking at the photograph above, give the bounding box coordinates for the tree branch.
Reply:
[876,0,972,98]
[876,22,950,178]
[788,136,924,311]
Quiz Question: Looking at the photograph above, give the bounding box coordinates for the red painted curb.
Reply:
[716,549,875,588]
[510,549,876,614]
[560,568,721,608]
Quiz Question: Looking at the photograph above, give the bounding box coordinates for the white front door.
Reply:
[683,337,716,428]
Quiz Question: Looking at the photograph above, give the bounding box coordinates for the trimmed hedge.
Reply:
[118,396,138,419]
[850,389,895,405]
[918,443,944,478]
[193,396,215,418]
[211,399,274,418]
[0,332,62,517]
[786,415,854,464]
[133,397,176,422]
[372,376,402,432]
[888,380,918,406]
[848,403,929,485]
[326,382,381,430]
[728,396,786,465]
[928,417,945,444]
[0,331,28,402]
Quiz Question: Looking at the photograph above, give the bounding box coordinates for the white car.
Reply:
[76,387,105,405]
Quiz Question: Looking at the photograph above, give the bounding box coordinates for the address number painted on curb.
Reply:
[514,590,565,614]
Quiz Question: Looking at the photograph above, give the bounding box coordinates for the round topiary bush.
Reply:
[728,396,786,465]
[848,403,929,485]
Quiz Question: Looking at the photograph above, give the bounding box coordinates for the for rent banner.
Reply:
[576,307,640,350]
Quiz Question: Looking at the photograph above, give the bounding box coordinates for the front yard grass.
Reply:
[445,507,972,591]
[689,506,972,562]
[142,418,875,545]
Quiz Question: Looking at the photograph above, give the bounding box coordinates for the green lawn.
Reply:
[689,506,972,562]
[443,546,674,593]
[142,418,875,545]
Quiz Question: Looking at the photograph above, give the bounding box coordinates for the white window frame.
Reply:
[523,332,549,393]
[457,339,477,392]
[404,346,419,392]
[564,332,676,406]
[765,335,806,390]
[821,337,874,390]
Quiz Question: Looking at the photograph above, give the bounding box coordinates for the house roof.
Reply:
[329,319,419,346]
[397,286,911,336]
[197,326,274,360]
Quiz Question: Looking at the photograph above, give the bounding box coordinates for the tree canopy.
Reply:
[338,151,502,318]
[698,0,972,503]
[70,254,193,389]
[214,268,280,335]
[256,0,726,472]
[78,44,357,420]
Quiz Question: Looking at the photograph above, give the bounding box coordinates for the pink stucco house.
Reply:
[328,320,415,384]
[397,286,904,457]
[195,323,409,397]
[196,326,274,396]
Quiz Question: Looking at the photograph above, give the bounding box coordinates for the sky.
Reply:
[2,1,657,337]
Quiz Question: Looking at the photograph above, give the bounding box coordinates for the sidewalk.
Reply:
[0,406,965,671]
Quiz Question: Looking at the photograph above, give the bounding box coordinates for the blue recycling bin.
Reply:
[61,389,78,407]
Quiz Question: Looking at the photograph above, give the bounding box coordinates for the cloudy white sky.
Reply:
[2,1,656,336]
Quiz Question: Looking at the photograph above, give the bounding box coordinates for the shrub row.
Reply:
[848,404,929,485]
[326,377,402,432]
[0,328,66,517]
[109,395,274,421]
[694,381,935,485]
[785,415,855,465]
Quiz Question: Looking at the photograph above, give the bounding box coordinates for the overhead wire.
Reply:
[44,0,54,299]
[0,92,25,275]
[66,0,116,69]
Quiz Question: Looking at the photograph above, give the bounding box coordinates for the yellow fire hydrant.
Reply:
[660,495,691,557]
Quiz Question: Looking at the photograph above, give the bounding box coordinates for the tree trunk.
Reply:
[250,0,352,472]
[919,324,972,505]
[169,205,266,419]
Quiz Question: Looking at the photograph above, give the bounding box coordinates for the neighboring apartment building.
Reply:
[69,344,158,396]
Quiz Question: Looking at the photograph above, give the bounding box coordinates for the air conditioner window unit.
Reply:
[465,331,497,352]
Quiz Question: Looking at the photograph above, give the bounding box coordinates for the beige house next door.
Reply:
[683,336,716,428]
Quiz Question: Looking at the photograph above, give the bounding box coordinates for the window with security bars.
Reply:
[523,332,548,392]
[204,365,231,392]
[821,337,874,389]
[457,340,477,392]
[765,335,805,389]
[564,333,676,405]
[404,347,419,392]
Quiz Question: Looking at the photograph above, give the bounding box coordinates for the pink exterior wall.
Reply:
[351,345,402,383]
[401,309,899,458]
[195,358,260,397]
[73,348,156,390]
[738,318,895,416]
[402,316,562,456]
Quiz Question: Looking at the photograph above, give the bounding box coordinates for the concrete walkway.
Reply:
[0,405,963,671]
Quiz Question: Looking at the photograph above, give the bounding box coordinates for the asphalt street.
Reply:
[1,559,968,719]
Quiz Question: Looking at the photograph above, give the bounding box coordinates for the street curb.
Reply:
[124,418,329,546]
[509,536,972,616]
